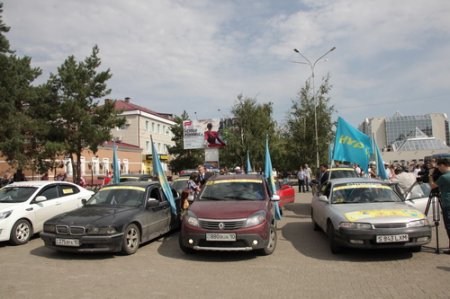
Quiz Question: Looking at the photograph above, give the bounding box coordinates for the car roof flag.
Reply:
[112,141,120,184]
[151,135,177,214]
[265,135,282,220]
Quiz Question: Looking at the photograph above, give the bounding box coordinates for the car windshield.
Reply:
[199,179,265,201]
[171,179,188,191]
[86,186,145,207]
[331,183,401,204]
[0,186,37,203]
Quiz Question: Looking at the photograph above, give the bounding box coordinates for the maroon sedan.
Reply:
[178,174,279,255]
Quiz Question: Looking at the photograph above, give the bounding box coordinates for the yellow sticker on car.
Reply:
[345,209,425,222]
[333,184,391,191]
[101,186,146,192]
[206,179,262,185]
[62,188,74,194]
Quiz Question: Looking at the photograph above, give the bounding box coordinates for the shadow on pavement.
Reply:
[283,202,311,219]
[30,245,116,260]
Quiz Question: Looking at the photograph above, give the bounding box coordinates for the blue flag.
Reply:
[264,135,282,220]
[332,117,372,173]
[112,141,120,184]
[246,151,252,174]
[151,136,177,214]
[372,136,388,180]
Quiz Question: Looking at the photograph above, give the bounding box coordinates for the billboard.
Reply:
[183,119,226,149]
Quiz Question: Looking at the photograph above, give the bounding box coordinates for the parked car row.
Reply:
[0,172,434,256]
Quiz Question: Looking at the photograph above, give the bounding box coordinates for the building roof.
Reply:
[102,141,142,151]
[113,98,174,121]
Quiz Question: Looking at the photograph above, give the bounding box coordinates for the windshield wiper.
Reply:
[199,196,223,201]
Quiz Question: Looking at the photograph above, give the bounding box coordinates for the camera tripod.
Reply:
[424,192,441,254]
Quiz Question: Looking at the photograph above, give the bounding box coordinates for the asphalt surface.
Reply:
[1,190,449,299]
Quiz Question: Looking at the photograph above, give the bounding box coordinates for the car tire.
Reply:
[258,224,277,256]
[121,223,140,255]
[327,222,343,254]
[178,235,194,254]
[311,209,320,231]
[10,219,32,245]
[410,246,422,253]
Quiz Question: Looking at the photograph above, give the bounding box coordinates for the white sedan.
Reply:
[0,181,94,245]
[311,178,432,254]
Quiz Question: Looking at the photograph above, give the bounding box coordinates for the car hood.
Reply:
[47,206,139,226]
[189,200,267,219]
[332,202,426,223]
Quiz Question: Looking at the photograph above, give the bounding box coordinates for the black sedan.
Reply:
[40,181,180,255]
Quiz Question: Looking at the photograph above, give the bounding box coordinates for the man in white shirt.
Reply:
[392,166,416,195]
[304,164,311,192]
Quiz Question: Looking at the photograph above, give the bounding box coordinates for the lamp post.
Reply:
[293,46,336,169]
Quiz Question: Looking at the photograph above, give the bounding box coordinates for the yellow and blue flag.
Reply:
[264,135,282,220]
[112,141,120,184]
[332,117,372,173]
[151,136,177,214]
[246,151,252,174]
[372,136,388,179]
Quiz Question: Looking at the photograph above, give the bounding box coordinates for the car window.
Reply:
[409,183,430,200]
[149,187,165,202]
[39,185,59,200]
[331,183,401,204]
[199,180,265,201]
[87,186,145,207]
[0,186,37,203]
[58,184,80,197]
[329,170,358,179]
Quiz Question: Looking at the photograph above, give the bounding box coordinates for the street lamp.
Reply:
[293,46,336,169]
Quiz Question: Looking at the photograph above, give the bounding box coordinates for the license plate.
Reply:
[376,234,409,243]
[206,233,236,242]
[55,238,80,247]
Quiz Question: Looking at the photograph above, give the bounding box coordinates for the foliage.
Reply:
[220,95,278,171]
[167,111,204,173]
[46,45,125,183]
[285,74,336,172]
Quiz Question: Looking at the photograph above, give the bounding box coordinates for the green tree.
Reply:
[47,45,125,183]
[285,74,336,172]
[0,3,45,172]
[220,94,278,172]
[167,110,203,173]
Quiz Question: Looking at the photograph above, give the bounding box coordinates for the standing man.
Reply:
[297,166,305,193]
[304,164,311,192]
[430,158,450,254]
[196,164,211,187]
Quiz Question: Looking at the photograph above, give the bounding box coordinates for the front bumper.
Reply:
[179,222,270,252]
[40,232,124,253]
[334,226,432,249]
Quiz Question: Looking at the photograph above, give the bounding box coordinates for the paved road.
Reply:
[1,191,449,299]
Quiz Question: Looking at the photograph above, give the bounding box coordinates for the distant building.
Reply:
[359,112,450,164]
[111,97,176,174]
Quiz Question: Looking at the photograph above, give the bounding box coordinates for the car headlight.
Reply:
[43,223,56,233]
[0,210,12,219]
[86,226,117,235]
[406,219,429,228]
[339,222,373,230]
[185,211,199,227]
[245,211,267,227]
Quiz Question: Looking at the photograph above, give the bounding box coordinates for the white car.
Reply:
[0,181,94,245]
[311,178,431,254]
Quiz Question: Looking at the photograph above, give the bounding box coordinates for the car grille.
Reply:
[199,219,246,230]
[373,223,406,229]
[56,225,86,235]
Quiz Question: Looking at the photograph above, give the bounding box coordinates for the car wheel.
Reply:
[10,219,32,245]
[327,222,343,254]
[258,225,277,256]
[178,235,195,254]
[121,224,140,255]
[311,209,320,231]
[410,246,422,253]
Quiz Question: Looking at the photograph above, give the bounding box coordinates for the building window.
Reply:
[152,122,155,132]
[157,124,160,134]
[145,120,149,131]
[146,141,150,153]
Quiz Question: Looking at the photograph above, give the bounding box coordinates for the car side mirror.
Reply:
[146,198,159,208]
[81,198,87,205]
[271,194,280,202]
[318,195,329,203]
[35,196,47,202]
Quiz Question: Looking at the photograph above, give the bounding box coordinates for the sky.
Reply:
[3,0,450,127]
